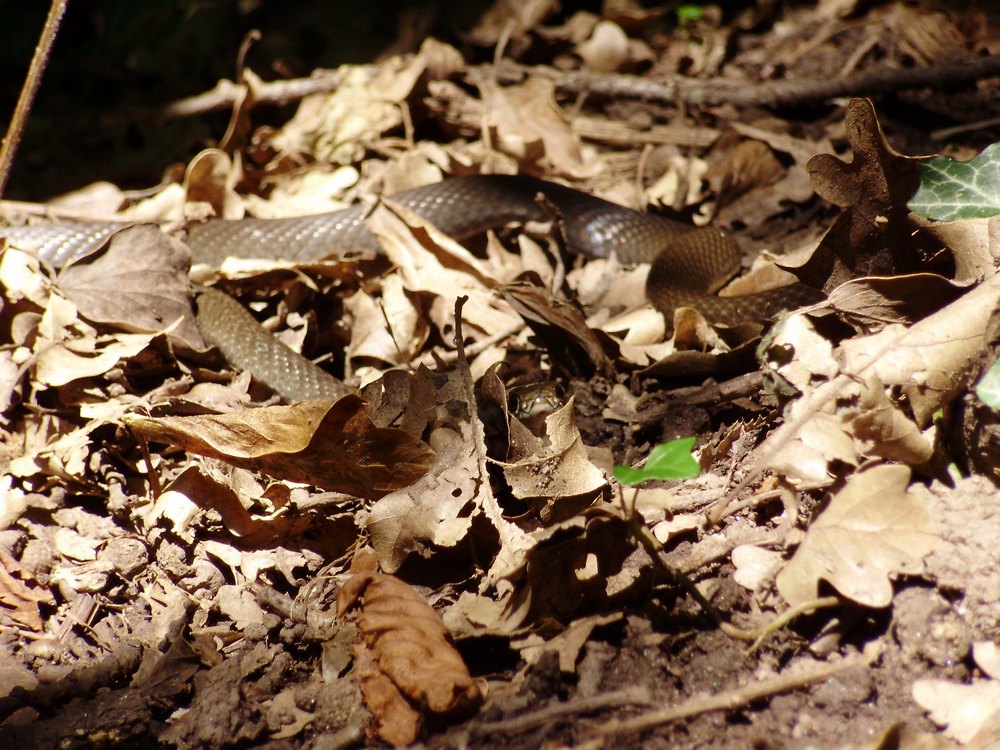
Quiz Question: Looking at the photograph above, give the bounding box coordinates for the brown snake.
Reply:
[3,175,818,401]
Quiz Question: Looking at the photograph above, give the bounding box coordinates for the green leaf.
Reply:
[976,357,1000,410]
[908,142,1000,221]
[676,5,703,25]
[613,437,701,485]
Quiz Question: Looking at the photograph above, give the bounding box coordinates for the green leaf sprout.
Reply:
[613,437,701,485]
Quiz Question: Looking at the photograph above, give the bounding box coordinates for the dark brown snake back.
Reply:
[3,175,817,401]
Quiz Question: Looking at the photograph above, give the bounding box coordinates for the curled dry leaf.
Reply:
[123,396,434,498]
[776,464,938,608]
[337,572,483,746]
[912,678,1000,744]
[762,272,1000,486]
[0,547,56,631]
[366,354,533,576]
[497,397,608,523]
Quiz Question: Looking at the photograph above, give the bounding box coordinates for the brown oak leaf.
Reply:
[803,98,928,291]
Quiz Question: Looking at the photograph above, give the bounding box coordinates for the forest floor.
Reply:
[1,1,999,748]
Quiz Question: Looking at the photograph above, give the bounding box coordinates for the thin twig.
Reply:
[471,687,652,737]
[574,651,870,748]
[475,53,1000,108]
[0,0,69,197]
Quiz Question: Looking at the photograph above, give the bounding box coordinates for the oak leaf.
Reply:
[776,464,937,608]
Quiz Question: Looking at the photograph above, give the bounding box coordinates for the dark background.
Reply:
[0,0,501,199]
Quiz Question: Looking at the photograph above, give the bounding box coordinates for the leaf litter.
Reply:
[1,2,999,749]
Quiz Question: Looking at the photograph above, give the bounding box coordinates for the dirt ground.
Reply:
[2,1,999,748]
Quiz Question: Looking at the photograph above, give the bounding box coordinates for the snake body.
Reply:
[4,175,816,400]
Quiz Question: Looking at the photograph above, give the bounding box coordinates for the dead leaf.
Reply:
[496,397,608,522]
[0,547,55,631]
[337,572,483,745]
[912,215,1000,285]
[912,678,1000,744]
[467,0,558,46]
[478,77,592,177]
[776,464,937,608]
[57,224,203,349]
[32,294,156,388]
[503,280,615,377]
[365,355,532,576]
[123,396,434,498]
[151,466,359,553]
[803,98,926,290]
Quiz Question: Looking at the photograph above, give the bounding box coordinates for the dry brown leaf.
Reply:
[803,98,925,290]
[825,273,966,329]
[367,199,520,340]
[912,215,1000,285]
[57,224,203,349]
[365,354,533,575]
[123,396,434,498]
[577,20,630,72]
[31,294,156,389]
[849,376,933,464]
[503,280,615,376]
[270,56,424,165]
[762,272,1000,485]
[912,678,1000,744]
[0,547,55,631]
[344,278,426,367]
[337,572,483,745]
[151,466,359,553]
[775,464,937,608]
[512,612,621,672]
[837,272,1000,427]
[478,77,592,177]
[183,148,243,220]
[467,0,558,46]
[497,397,608,522]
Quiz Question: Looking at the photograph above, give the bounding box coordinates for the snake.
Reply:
[3,175,818,401]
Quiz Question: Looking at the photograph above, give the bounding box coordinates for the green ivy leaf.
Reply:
[976,357,1000,410]
[613,437,700,485]
[908,142,1000,221]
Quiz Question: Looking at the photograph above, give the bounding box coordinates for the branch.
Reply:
[474,53,1000,108]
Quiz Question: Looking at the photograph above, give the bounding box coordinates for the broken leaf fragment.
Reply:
[776,464,938,608]
[123,396,434,497]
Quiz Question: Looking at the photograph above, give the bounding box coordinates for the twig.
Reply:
[103,69,354,126]
[474,53,1000,108]
[575,652,870,747]
[471,687,652,737]
[0,0,68,198]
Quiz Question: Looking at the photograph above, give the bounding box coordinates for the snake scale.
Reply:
[3,175,817,401]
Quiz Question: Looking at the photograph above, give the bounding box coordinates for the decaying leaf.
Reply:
[803,97,925,290]
[123,396,434,497]
[497,397,608,522]
[760,272,1000,486]
[0,547,55,631]
[337,571,483,746]
[776,464,938,608]
[366,354,533,576]
[146,465,359,554]
[57,224,203,349]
